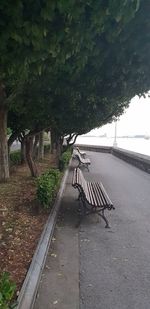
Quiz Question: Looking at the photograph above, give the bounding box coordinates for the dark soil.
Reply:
[0,153,57,295]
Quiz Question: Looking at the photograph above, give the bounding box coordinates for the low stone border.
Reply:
[17,164,71,309]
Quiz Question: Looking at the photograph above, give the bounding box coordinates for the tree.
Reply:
[8,0,150,174]
[0,0,142,181]
[7,71,128,175]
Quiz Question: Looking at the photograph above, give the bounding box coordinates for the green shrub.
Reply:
[59,149,71,171]
[0,272,17,309]
[46,168,60,181]
[37,169,61,208]
[7,128,12,136]
[10,151,21,165]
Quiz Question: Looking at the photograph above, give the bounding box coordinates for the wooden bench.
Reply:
[72,168,115,228]
[75,147,86,158]
[73,152,91,171]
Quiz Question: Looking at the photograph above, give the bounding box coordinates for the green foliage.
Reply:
[0,272,17,309]
[59,149,71,171]
[2,0,150,183]
[6,1,150,138]
[9,151,21,165]
[7,128,12,136]
[37,169,61,208]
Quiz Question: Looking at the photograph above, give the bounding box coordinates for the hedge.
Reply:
[9,150,21,165]
[59,149,72,171]
[36,168,61,209]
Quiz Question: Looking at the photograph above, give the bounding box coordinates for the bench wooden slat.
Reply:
[96,182,107,206]
[91,182,104,207]
[96,181,112,206]
[82,176,90,202]
[88,182,97,206]
[93,182,106,206]
[87,182,94,205]
[100,182,113,206]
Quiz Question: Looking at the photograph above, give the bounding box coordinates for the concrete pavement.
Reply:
[34,151,150,309]
[34,166,80,309]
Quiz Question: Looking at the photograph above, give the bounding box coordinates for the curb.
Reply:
[17,164,71,309]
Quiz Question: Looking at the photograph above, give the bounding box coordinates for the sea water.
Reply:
[76,136,150,157]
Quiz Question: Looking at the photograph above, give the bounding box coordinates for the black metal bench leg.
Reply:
[98,210,110,228]
[76,192,82,201]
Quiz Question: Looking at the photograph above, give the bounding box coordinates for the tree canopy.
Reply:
[0,0,150,181]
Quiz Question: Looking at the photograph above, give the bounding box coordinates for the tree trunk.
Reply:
[32,134,39,159]
[0,107,9,182]
[25,136,38,177]
[48,131,51,153]
[38,131,44,160]
[55,136,63,167]
[50,129,56,154]
[20,138,26,164]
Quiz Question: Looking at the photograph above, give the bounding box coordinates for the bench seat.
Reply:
[72,168,115,227]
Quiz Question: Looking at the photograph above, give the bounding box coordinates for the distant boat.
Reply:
[98,133,107,138]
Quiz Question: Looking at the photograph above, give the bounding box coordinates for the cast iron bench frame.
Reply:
[72,167,115,228]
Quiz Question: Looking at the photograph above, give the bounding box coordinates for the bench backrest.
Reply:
[75,147,85,156]
[76,147,82,154]
[74,152,83,162]
[72,168,88,198]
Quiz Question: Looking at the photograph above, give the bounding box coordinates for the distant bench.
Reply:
[73,152,91,171]
[75,147,86,158]
[72,168,115,228]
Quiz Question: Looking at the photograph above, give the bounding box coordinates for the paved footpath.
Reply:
[34,151,150,309]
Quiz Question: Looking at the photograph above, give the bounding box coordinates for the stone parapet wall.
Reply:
[75,144,150,174]
[75,144,111,153]
[112,147,150,174]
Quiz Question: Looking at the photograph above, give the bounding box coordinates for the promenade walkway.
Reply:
[34,151,150,309]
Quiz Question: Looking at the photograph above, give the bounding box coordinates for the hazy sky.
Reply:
[87,94,150,137]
